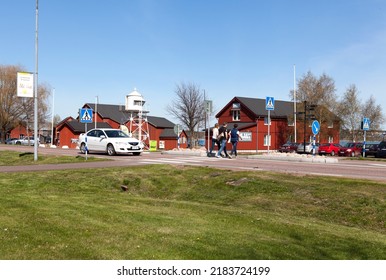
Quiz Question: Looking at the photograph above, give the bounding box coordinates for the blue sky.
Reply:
[1,0,386,127]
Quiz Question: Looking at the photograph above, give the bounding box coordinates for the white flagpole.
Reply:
[95,96,98,129]
[51,88,55,147]
[294,64,297,143]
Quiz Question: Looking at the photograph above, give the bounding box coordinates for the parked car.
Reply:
[338,142,363,157]
[78,128,144,156]
[297,142,319,154]
[318,143,342,156]
[375,141,386,158]
[278,142,299,153]
[364,143,379,157]
[4,138,19,145]
[15,136,39,146]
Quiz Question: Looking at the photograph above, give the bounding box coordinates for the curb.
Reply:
[246,154,339,163]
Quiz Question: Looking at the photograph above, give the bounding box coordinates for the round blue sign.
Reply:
[312,120,320,135]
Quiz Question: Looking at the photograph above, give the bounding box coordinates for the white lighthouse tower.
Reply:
[124,88,150,148]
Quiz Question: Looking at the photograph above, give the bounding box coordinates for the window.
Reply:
[328,121,333,128]
[264,134,271,146]
[264,117,271,125]
[232,103,240,109]
[232,110,240,121]
[134,100,144,106]
[328,136,334,143]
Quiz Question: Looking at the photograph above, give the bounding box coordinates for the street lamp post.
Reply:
[33,0,39,161]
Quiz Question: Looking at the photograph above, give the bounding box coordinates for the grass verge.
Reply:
[0,150,105,166]
[0,164,385,260]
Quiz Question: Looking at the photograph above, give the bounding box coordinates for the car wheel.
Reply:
[107,144,116,156]
[331,151,335,156]
[80,143,87,154]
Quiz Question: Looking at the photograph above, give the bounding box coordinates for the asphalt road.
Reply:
[1,145,386,182]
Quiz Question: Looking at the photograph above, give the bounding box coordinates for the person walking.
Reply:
[208,123,219,157]
[230,124,242,157]
[216,122,232,159]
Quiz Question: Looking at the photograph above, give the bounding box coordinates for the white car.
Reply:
[78,128,144,156]
[297,142,319,154]
[15,136,40,146]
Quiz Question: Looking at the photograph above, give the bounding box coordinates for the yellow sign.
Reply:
[17,72,34,98]
[149,140,157,151]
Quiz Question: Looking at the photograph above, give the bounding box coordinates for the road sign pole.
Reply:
[362,117,370,157]
[85,123,88,161]
[313,135,316,157]
[267,110,270,154]
[265,96,274,154]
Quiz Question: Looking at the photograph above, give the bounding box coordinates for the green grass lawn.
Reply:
[0,150,105,166]
[0,154,385,260]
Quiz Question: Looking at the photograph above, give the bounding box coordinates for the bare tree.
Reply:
[361,95,384,131]
[0,64,51,141]
[292,71,338,141]
[337,84,362,141]
[166,82,205,148]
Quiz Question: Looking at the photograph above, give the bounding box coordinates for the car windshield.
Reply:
[105,130,129,138]
[320,143,330,147]
[345,143,355,148]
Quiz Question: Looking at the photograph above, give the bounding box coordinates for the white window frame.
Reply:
[264,134,271,146]
[232,109,240,121]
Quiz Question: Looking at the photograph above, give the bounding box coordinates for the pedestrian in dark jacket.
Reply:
[230,124,242,157]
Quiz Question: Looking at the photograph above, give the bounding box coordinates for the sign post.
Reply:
[362,117,370,157]
[204,100,212,152]
[174,124,180,149]
[311,120,320,156]
[80,108,93,160]
[265,97,275,153]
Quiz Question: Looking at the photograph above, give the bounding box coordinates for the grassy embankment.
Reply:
[0,151,385,259]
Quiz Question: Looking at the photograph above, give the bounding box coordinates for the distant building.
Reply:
[214,96,341,152]
[55,103,187,150]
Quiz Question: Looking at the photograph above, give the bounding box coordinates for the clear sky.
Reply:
[1,0,385,127]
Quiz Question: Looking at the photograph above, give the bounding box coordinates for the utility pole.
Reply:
[299,101,316,153]
[33,0,39,161]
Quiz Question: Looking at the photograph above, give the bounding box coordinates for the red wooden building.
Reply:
[55,103,187,150]
[214,96,340,152]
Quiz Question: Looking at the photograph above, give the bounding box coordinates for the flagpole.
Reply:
[51,88,55,147]
[294,64,297,143]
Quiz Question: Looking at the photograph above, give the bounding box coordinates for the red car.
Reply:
[318,143,342,156]
[338,142,363,157]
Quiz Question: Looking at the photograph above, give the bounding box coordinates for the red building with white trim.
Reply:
[215,96,340,152]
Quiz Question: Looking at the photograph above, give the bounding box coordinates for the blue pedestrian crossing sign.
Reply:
[312,120,320,135]
[266,96,275,111]
[80,108,93,123]
[362,117,370,131]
